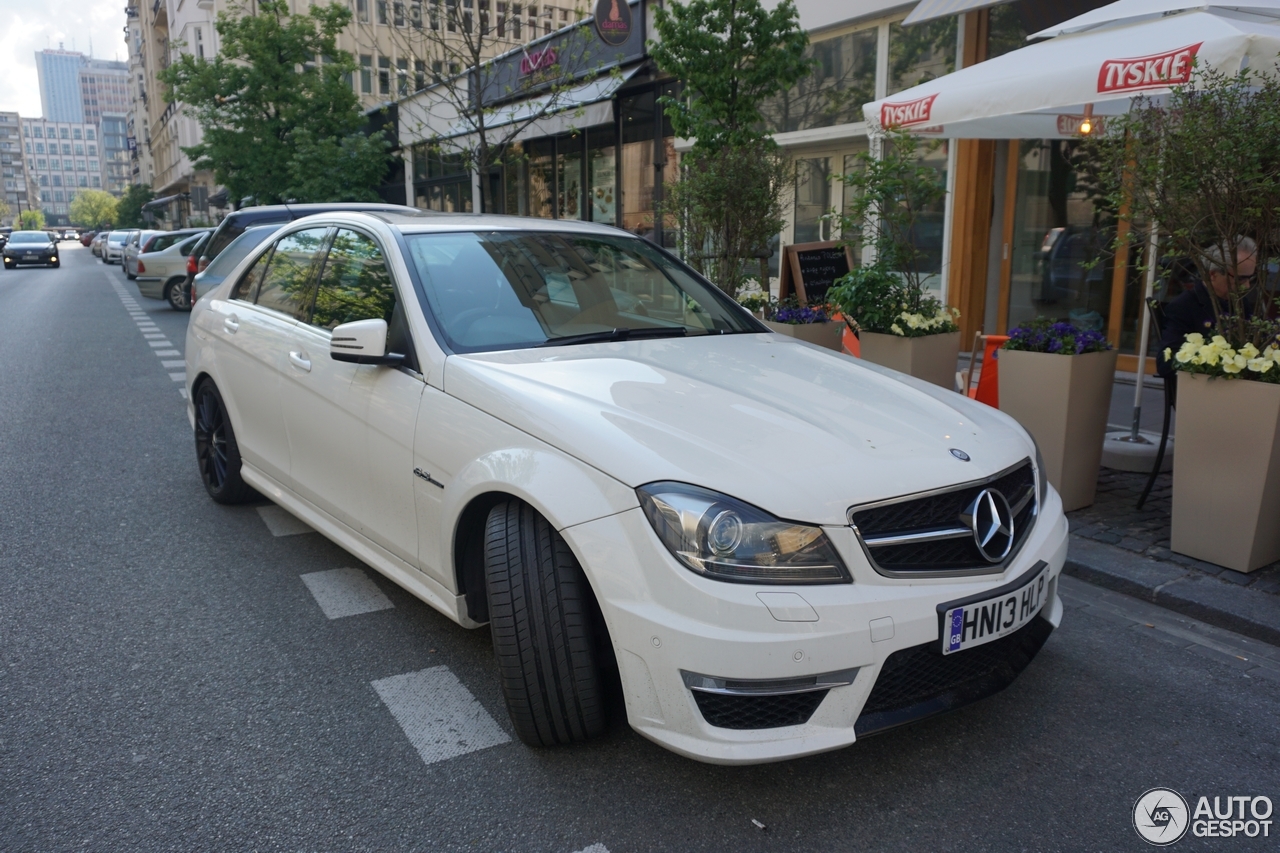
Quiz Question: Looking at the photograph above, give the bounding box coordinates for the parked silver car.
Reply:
[104,230,134,265]
[91,232,108,257]
[135,230,211,310]
[123,230,161,279]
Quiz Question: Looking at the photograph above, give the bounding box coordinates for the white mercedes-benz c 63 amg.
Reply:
[185,211,1068,764]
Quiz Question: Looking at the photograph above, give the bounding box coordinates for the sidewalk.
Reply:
[1065,468,1280,648]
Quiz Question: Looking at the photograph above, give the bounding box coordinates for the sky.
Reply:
[0,0,128,117]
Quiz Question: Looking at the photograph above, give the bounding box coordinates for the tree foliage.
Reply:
[0,197,10,224]
[650,0,810,152]
[159,0,389,205]
[18,210,46,229]
[69,189,119,228]
[1085,66,1280,349]
[115,183,156,228]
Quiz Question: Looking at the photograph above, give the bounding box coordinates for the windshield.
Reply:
[204,225,280,278]
[108,232,128,244]
[8,232,51,244]
[405,231,759,352]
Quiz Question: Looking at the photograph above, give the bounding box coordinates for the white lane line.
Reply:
[300,568,394,619]
[143,333,166,339]
[148,340,173,348]
[161,360,186,369]
[169,372,186,382]
[372,667,511,765]
[572,846,610,853]
[256,504,315,537]
[179,387,189,400]
[107,275,186,401]
[155,349,181,357]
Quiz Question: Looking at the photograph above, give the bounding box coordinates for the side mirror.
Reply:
[330,318,404,366]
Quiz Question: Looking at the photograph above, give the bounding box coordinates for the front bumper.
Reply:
[4,253,57,266]
[562,487,1069,764]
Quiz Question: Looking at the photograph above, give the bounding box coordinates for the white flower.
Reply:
[890,323,904,336]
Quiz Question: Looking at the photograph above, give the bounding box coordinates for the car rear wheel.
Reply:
[194,381,257,505]
[484,500,610,747]
[165,278,191,311]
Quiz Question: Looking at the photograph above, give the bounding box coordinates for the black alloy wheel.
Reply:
[194,381,257,504]
[484,500,612,747]
[165,278,191,311]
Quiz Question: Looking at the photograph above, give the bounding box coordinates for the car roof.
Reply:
[287,209,635,239]
[224,202,418,221]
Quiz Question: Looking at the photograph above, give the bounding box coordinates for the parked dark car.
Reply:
[80,230,98,247]
[3,231,60,269]
[196,202,418,272]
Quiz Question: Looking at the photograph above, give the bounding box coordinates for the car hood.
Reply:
[444,334,1034,525]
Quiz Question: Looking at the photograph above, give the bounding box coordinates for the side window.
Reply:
[254,228,330,321]
[310,229,397,330]
[230,248,272,302]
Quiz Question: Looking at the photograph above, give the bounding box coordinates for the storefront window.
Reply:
[620,88,678,240]
[987,4,1029,59]
[504,141,527,216]
[888,19,954,95]
[414,148,473,213]
[557,133,584,219]
[1006,140,1113,334]
[526,138,554,219]
[762,28,877,134]
[794,158,832,243]
[588,126,616,223]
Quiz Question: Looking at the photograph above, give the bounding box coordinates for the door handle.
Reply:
[289,351,312,372]
[223,315,239,334]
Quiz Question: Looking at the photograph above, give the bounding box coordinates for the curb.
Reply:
[1063,536,1280,648]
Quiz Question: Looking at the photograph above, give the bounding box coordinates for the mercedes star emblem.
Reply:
[962,488,1015,562]
[950,448,970,461]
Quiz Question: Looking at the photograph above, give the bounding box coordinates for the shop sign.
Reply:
[880,93,939,129]
[1097,43,1202,93]
[594,0,632,47]
[521,47,558,76]
[1056,114,1105,135]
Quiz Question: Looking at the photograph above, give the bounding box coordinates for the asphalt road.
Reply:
[1,244,1277,852]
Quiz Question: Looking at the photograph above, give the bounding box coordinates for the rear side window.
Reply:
[310,229,396,330]
[230,249,272,302]
[254,228,329,320]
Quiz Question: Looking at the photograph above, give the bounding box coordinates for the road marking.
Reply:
[155,349,181,357]
[300,568,394,619]
[161,360,186,369]
[107,273,186,401]
[572,846,610,853]
[169,372,186,382]
[143,333,166,339]
[148,340,173,348]
[372,667,511,765]
[256,504,315,537]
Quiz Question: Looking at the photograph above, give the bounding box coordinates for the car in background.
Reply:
[197,202,417,273]
[80,230,98,247]
[135,230,212,311]
[62,229,78,241]
[91,232,108,257]
[0,227,10,251]
[190,223,282,306]
[104,230,133,264]
[3,231,60,269]
[123,229,161,279]
[179,231,212,308]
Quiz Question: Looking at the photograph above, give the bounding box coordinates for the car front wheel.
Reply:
[484,500,610,747]
[194,381,257,504]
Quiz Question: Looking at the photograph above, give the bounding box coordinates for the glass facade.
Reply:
[762,27,877,134]
[889,18,954,95]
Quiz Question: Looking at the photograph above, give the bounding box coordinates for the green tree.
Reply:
[69,189,119,228]
[18,210,46,230]
[115,183,156,228]
[0,197,10,224]
[159,0,389,205]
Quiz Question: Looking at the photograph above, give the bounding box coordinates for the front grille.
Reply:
[854,614,1053,738]
[850,460,1036,575]
[693,690,829,730]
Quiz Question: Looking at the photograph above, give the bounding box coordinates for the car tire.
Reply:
[126,270,136,280]
[194,380,258,505]
[165,278,191,311]
[484,499,610,747]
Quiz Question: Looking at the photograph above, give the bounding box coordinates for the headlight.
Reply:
[1031,435,1048,506]
[636,482,851,584]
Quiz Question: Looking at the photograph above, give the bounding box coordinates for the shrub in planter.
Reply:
[999,318,1116,512]
[761,299,843,350]
[1165,329,1280,571]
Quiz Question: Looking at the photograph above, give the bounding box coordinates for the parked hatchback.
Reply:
[186,211,1067,765]
[135,230,211,310]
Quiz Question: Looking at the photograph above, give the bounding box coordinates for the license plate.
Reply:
[939,562,1050,655]
[23,254,36,260]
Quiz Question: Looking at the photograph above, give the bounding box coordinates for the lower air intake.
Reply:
[694,690,829,730]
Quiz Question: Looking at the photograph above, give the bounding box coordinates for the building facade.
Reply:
[80,58,132,126]
[21,118,109,225]
[35,49,86,124]
[0,112,30,227]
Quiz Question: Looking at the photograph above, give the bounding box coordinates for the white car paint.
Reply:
[186,211,1069,764]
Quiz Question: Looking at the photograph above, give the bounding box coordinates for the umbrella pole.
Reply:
[1127,226,1161,442]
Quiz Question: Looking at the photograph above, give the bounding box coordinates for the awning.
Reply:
[1030,0,1280,38]
[902,0,1017,26]
[440,64,642,142]
[143,193,185,208]
[864,2,1280,137]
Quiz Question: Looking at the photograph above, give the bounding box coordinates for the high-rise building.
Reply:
[21,117,109,225]
[35,49,86,124]
[81,59,131,126]
[100,114,131,196]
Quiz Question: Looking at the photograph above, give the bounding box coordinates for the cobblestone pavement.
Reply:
[1067,467,1280,596]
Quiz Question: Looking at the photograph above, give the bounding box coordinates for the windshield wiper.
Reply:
[539,327,688,347]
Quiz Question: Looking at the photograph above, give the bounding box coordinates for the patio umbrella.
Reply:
[863,0,1280,438]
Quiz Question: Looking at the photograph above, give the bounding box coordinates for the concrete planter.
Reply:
[859,330,961,389]
[998,348,1117,512]
[764,319,843,351]
[1171,373,1280,573]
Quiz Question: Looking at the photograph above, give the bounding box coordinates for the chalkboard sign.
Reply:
[777,241,855,306]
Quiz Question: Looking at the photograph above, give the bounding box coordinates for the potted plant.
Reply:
[827,132,961,388]
[1086,66,1280,571]
[998,318,1116,512]
[761,299,844,351]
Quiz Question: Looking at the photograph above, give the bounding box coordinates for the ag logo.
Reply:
[1134,788,1190,845]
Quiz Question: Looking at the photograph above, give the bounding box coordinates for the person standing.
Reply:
[1157,238,1258,376]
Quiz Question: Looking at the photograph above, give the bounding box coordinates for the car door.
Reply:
[282,227,425,565]
[208,227,328,488]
